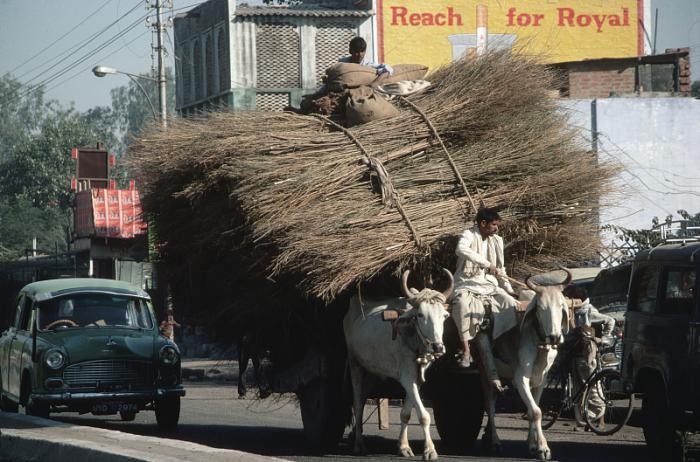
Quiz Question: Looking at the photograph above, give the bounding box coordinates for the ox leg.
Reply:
[476,348,500,453]
[348,358,368,455]
[514,369,551,461]
[475,331,504,393]
[397,393,415,458]
[401,378,437,461]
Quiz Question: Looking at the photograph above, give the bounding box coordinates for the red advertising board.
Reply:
[74,189,147,238]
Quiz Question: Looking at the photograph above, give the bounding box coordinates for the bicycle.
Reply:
[539,328,634,436]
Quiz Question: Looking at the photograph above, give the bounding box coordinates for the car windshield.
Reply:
[38,293,154,330]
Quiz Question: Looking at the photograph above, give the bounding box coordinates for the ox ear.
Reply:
[398,308,418,322]
[561,299,571,335]
[519,298,537,330]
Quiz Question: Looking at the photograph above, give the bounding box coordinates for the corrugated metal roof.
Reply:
[234,6,372,17]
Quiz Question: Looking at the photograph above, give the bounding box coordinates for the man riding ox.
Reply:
[451,207,518,392]
[478,269,572,461]
[344,269,453,461]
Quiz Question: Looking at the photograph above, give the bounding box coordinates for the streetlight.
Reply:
[92,65,162,127]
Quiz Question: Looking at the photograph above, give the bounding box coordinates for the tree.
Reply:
[604,209,700,251]
[0,75,121,258]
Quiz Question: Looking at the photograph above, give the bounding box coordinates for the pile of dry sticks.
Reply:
[130,50,616,305]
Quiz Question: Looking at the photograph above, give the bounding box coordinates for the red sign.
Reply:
[74,188,147,238]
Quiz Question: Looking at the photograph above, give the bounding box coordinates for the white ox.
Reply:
[344,270,453,460]
[476,269,572,461]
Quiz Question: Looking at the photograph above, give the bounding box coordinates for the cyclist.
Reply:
[566,286,615,428]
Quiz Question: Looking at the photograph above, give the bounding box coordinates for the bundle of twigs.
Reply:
[130,50,615,303]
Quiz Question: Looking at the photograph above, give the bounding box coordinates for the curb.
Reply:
[0,413,288,462]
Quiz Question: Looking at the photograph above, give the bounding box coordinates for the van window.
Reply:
[631,266,660,313]
[660,268,696,316]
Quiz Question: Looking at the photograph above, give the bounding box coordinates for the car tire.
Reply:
[642,378,682,458]
[155,396,180,431]
[120,411,137,421]
[20,380,49,418]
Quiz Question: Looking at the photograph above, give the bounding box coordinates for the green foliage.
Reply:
[603,209,700,251]
[692,80,700,98]
[0,69,175,260]
[0,198,71,259]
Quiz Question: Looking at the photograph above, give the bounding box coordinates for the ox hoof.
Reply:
[422,448,438,460]
[398,445,414,458]
[533,447,551,461]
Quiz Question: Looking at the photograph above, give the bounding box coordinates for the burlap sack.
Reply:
[384,64,429,84]
[325,63,378,89]
[345,86,399,127]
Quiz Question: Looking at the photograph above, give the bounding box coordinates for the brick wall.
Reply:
[567,62,636,99]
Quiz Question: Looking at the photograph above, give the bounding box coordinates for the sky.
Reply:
[0,0,699,112]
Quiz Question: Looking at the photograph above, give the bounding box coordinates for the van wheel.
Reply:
[155,396,180,431]
[642,379,682,457]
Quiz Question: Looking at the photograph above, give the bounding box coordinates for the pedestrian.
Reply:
[451,207,519,392]
[160,308,181,344]
[567,286,615,428]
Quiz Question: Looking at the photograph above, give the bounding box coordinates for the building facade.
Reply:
[174,0,374,114]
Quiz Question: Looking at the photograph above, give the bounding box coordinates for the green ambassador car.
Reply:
[0,278,184,429]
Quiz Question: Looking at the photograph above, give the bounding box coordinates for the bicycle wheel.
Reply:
[583,368,634,436]
[540,370,566,430]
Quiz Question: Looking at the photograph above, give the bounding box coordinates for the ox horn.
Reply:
[441,268,454,300]
[401,270,412,299]
[559,266,573,287]
[525,274,542,292]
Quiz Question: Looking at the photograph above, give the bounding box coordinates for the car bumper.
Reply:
[31,386,185,405]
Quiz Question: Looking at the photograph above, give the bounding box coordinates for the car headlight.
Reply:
[45,349,65,369]
[160,345,179,365]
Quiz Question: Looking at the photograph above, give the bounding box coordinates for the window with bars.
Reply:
[217,29,229,92]
[256,22,300,88]
[315,21,358,85]
[193,39,203,101]
[205,34,216,96]
[180,45,192,104]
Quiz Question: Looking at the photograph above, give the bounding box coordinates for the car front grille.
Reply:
[63,360,153,389]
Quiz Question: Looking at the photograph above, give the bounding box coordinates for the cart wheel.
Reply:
[432,375,483,449]
[298,378,350,450]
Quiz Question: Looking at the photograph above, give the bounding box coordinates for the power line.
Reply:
[15,0,143,85]
[8,0,112,76]
[6,12,149,106]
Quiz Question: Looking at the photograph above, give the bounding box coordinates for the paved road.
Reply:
[52,381,653,462]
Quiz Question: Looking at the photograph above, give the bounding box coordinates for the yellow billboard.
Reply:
[377,0,648,70]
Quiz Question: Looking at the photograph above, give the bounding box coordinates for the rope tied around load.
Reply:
[313,114,423,248]
[398,96,481,213]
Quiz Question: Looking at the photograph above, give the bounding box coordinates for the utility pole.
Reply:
[155,0,168,128]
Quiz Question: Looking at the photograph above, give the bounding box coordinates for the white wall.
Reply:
[562,98,700,231]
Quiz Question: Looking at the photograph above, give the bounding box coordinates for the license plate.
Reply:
[91,402,138,415]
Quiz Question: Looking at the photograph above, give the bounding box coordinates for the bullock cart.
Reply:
[129,50,616,452]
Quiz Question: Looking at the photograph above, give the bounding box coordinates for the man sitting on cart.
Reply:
[451,207,519,391]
